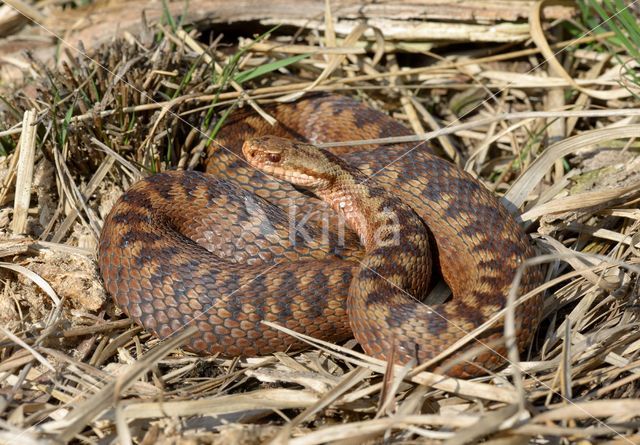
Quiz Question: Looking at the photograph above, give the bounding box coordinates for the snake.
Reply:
[98,94,542,377]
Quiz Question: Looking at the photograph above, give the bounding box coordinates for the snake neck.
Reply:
[312,152,432,297]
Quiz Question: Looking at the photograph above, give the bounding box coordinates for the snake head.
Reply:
[243,136,336,190]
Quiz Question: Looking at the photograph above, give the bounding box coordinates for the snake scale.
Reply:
[98,94,542,377]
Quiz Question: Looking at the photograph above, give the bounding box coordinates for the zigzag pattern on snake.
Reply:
[98,94,542,377]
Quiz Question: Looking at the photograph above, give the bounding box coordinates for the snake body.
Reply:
[98,94,542,377]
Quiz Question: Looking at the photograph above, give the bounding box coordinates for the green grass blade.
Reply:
[60,105,75,147]
[234,53,311,84]
[590,0,640,58]
[177,0,189,29]
[161,0,177,31]
[613,0,640,54]
[172,54,202,99]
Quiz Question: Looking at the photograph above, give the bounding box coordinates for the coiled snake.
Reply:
[98,94,542,377]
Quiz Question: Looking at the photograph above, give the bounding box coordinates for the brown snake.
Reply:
[98,94,542,377]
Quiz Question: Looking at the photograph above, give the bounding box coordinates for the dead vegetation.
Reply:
[0,0,640,444]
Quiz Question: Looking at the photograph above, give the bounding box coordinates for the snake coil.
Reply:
[98,94,542,377]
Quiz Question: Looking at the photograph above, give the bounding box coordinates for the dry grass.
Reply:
[0,2,640,444]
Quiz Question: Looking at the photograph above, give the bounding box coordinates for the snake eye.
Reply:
[268,153,281,163]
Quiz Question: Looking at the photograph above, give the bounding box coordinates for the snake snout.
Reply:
[241,140,258,160]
